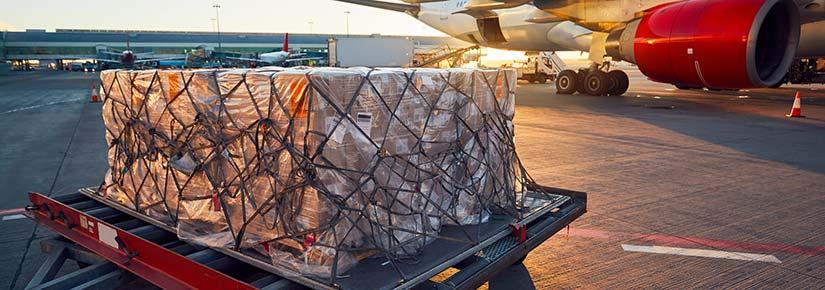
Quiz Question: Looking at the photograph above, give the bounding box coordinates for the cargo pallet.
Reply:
[24,185,586,290]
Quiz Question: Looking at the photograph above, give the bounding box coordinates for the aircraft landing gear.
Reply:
[582,70,610,96]
[555,70,578,94]
[555,63,629,96]
[607,70,629,96]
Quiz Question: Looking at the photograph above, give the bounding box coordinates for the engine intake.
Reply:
[606,0,800,89]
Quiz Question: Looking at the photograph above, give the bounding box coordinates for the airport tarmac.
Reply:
[0,70,823,289]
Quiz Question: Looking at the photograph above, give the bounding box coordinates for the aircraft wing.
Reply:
[283,57,325,63]
[95,58,122,63]
[333,0,419,14]
[225,56,272,63]
[98,51,123,56]
[133,56,187,64]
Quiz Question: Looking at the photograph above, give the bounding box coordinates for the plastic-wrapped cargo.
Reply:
[99,67,518,278]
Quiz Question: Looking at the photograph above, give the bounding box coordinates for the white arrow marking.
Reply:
[621,244,781,263]
[2,214,27,221]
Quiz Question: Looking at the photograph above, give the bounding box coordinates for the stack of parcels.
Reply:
[100,67,521,278]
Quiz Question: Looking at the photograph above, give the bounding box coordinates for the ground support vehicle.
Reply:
[516,52,565,84]
[778,58,825,86]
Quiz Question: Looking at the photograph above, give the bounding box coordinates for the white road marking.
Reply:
[621,244,782,263]
[0,98,85,115]
[2,214,27,221]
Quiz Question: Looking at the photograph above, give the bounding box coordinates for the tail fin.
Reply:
[283,33,289,53]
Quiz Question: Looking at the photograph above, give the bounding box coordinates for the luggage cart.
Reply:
[24,185,585,289]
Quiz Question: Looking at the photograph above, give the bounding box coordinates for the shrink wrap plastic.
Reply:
[100,67,522,278]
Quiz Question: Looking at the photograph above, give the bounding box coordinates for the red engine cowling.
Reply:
[606,0,800,89]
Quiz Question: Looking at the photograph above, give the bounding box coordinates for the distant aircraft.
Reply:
[96,50,184,68]
[333,0,825,96]
[96,34,185,68]
[227,33,323,66]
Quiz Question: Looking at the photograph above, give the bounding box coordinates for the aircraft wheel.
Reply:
[583,70,610,96]
[576,70,589,94]
[555,70,578,94]
[607,70,629,96]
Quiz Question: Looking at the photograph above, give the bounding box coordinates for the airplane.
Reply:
[96,34,185,69]
[226,33,324,66]
[96,49,185,68]
[332,0,825,96]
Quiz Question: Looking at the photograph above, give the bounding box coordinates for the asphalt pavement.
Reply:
[513,73,825,289]
[0,69,823,289]
[0,71,107,289]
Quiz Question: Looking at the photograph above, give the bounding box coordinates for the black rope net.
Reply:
[99,67,559,281]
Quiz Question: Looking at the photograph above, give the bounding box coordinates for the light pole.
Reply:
[213,4,222,50]
[344,11,351,37]
[308,21,314,34]
[210,18,217,32]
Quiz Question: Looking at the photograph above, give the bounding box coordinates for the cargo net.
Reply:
[99,67,560,281]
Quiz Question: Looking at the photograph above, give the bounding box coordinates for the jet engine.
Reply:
[121,51,137,65]
[606,0,800,89]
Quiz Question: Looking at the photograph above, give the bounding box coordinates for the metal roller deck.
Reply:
[25,191,301,290]
[24,185,586,290]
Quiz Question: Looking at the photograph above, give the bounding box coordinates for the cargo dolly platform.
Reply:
[24,185,586,290]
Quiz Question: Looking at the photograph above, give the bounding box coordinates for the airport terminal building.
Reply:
[0,29,463,69]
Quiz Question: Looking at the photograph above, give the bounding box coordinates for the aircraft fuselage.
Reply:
[414,0,825,58]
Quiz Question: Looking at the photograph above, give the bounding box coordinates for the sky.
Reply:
[0,0,445,36]
[0,0,590,60]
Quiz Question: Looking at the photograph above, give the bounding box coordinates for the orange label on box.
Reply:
[167,73,182,102]
[288,78,310,118]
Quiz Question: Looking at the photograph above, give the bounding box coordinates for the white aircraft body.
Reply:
[94,33,186,68]
[96,49,184,68]
[228,33,323,66]
[334,0,825,96]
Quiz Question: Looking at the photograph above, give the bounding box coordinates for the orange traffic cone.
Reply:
[786,91,805,118]
[90,83,99,103]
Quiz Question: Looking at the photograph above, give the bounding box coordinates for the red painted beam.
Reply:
[26,192,256,290]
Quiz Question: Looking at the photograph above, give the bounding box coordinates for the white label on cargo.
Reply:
[356,112,372,137]
[97,222,119,249]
